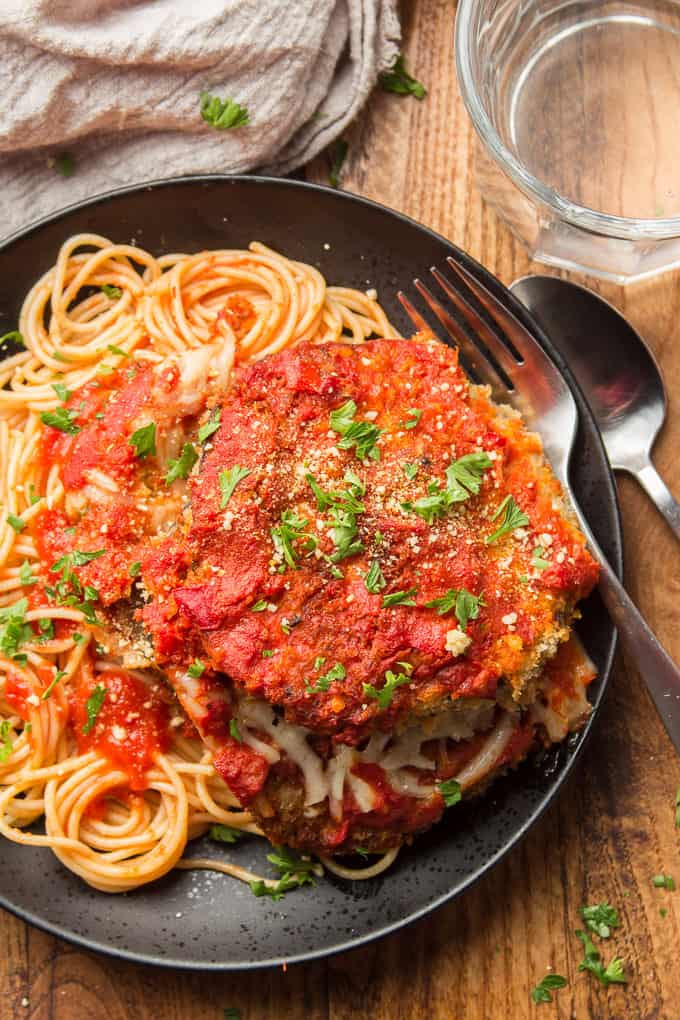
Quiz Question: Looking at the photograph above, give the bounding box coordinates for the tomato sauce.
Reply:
[71,671,171,791]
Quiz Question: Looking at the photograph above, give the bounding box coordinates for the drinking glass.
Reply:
[455,0,680,282]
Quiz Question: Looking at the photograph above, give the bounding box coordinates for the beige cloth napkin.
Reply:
[0,0,400,239]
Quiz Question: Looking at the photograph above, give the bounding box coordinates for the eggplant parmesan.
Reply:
[34,335,599,856]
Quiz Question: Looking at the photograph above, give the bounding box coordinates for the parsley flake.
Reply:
[580,902,620,939]
[229,718,242,742]
[209,824,246,844]
[329,400,382,461]
[0,598,32,661]
[531,546,550,570]
[425,587,485,631]
[7,514,25,533]
[0,330,24,348]
[129,422,157,459]
[19,561,37,586]
[82,684,107,735]
[402,462,419,480]
[364,560,386,594]
[102,285,122,299]
[250,846,317,900]
[0,720,14,763]
[575,929,627,986]
[187,660,205,678]
[165,442,198,484]
[129,561,141,578]
[219,465,251,508]
[652,874,675,890]
[261,649,275,658]
[485,495,530,545]
[305,662,346,694]
[531,974,567,1005]
[379,54,427,99]
[198,408,221,443]
[251,599,269,612]
[382,587,417,608]
[363,668,411,709]
[438,778,462,807]
[40,407,80,435]
[271,510,316,568]
[41,669,66,701]
[51,382,71,402]
[200,92,249,130]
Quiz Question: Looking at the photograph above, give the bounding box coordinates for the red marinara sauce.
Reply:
[70,671,172,791]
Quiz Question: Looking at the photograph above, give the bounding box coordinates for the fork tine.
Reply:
[396,290,432,335]
[445,255,552,368]
[412,278,508,392]
[430,266,519,380]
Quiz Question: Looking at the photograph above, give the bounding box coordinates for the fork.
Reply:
[398,256,680,756]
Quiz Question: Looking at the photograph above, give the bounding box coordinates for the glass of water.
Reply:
[455,0,680,282]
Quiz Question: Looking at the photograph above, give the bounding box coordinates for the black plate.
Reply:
[0,176,621,970]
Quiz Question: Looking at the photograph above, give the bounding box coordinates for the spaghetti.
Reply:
[0,236,400,892]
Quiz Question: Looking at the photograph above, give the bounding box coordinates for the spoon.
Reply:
[510,275,680,542]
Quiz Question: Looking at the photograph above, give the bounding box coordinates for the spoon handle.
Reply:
[570,497,680,755]
[630,459,680,543]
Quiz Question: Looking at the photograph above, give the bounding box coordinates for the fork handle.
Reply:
[630,459,680,543]
[572,500,680,755]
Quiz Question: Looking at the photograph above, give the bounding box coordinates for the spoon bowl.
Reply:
[510,274,680,540]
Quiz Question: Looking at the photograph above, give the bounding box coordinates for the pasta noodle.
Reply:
[0,235,400,892]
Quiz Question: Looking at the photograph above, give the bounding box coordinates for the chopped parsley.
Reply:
[364,559,386,594]
[40,406,80,434]
[404,408,423,429]
[102,285,122,299]
[0,720,14,762]
[7,514,25,533]
[652,874,675,890]
[306,471,366,564]
[219,465,251,508]
[363,663,413,710]
[261,649,275,658]
[47,550,105,624]
[271,510,316,568]
[485,495,530,545]
[438,778,462,807]
[198,408,221,443]
[165,442,198,484]
[82,684,107,735]
[129,422,157,459]
[531,974,567,1005]
[72,632,86,645]
[382,587,417,608]
[251,599,269,612]
[41,669,66,701]
[402,452,493,523]
[250,846,317,900]
[129,561,141,578]
[402,462,419,480]
[187,660,205,678]
[19,561,37,586]
[305,662,346,694]
[531,546,550,570]
[55,152,74,176]
[575,929,627,986]
[200,91,250,130]
[37,618,55,641]
[51,382,71,402]
[425,587,485,631]
[209,824,246,844]
[379,54,427,99]
[580,902,620,939]
[0,598,32,662]
[28,485,40,505]
[229,719,242,742]
[97,364,114,376]
[328,138,349,188]
[329,400,382,461]
[108,345,127,357]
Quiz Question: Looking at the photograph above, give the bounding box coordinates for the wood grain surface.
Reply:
[2,2,680,1017]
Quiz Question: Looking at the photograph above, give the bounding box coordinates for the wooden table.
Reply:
[3,2,680,1017]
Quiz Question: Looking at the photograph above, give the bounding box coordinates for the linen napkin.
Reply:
[0,0,400,239]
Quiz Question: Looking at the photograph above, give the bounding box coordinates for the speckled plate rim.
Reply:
[0,175,622,970]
